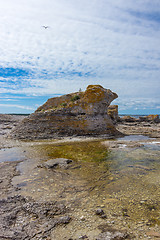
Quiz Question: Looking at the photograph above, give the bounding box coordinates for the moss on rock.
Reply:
[11,85,122,139]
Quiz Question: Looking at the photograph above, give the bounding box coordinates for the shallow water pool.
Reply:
[0,147,25,162]
[9,138,160,239]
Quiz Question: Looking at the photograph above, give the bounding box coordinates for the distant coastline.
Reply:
[4,113,30,116]
[5,113,160,118]
[119,114,160,118]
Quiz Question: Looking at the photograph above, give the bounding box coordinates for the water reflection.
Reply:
[143,142,160,151]
[0,147,25,162]
[118,134,150,141]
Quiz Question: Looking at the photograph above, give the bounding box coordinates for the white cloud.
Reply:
[0,104,34,110]
[114,96,160,112]
[0,0,159,113]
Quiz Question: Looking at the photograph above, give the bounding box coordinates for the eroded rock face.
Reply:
[139,114,160,123]
[11,85,121,140]
[107,105,119,123]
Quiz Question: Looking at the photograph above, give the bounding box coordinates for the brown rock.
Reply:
[121,116,138,122]
[146,231,160,238]
[10,85,122,140]
[139,114,159,123]
[42,158,72,169]
[107,105,119,123]
[146,114,159,123]
[97,224,130,240]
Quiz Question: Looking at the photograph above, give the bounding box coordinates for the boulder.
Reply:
[10,85,122,140]
[42,158,72,169]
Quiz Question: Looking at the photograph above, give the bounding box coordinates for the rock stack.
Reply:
[11,85,122,140]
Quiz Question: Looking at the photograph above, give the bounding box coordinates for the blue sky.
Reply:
[0,0,160,114]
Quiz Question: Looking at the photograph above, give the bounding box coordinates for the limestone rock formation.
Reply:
[119,114,160,123]
[107,105,119,123]
[120,115,138,122]
[139,114,160,123]
[11,85,122,140]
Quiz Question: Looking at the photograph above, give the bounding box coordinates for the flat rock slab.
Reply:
[97,225,130,240]
[43,158,73,169]
[146,231,160,238]
[96,231,129,240]
[0,195,71,240]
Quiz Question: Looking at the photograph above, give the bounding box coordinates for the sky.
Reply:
[0,0,160,114]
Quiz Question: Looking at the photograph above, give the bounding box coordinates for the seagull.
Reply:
[42,26,49,29]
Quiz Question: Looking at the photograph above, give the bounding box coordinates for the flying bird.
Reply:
[42,26,49,29]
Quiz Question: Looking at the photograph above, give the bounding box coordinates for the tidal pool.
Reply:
[12,138,160,239]
[0,147,25,162]
[118,134,150,141]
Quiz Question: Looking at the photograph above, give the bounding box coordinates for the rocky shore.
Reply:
[116,115,160,138]
[0,110,160,239]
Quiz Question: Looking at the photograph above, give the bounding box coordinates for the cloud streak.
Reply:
[0,0,160,113]
[0,104,34,110]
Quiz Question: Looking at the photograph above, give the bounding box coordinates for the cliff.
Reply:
[10,85,122,140]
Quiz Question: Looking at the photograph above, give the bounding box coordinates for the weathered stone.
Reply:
[121,116,138,122]
[0,195,70,240]
[107,105,119,123]
[96,231,129,240]
[0,114,25,137]
[57,215,71,224]
[146,230,160,238]
[139,114,159,123]
[10,85,122,140]
[80,215,86,221]
[97,225,130,240]
[116,120,160,137]
[42,158,72,169]
[79,235,89,239]
[95,208,105,216]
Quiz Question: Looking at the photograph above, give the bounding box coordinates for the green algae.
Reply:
[34,140,110,163]
[71,95,80,102]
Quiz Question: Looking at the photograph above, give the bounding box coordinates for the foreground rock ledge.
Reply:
[10,85,122,140]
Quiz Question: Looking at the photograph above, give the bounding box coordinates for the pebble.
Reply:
[95,208,104,216]
[80,216,85,221]
[79,235,88,239]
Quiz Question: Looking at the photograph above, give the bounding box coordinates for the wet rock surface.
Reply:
[119,114,160,123]
[0,114,160,239]
[0,114,26,136]
[41,158,73,169]
[0,195,71,240]
[116,121,160,138]
[96,224,130,240]
[0,161,20,198]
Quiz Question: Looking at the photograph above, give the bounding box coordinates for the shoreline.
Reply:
[0,114,160,240]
